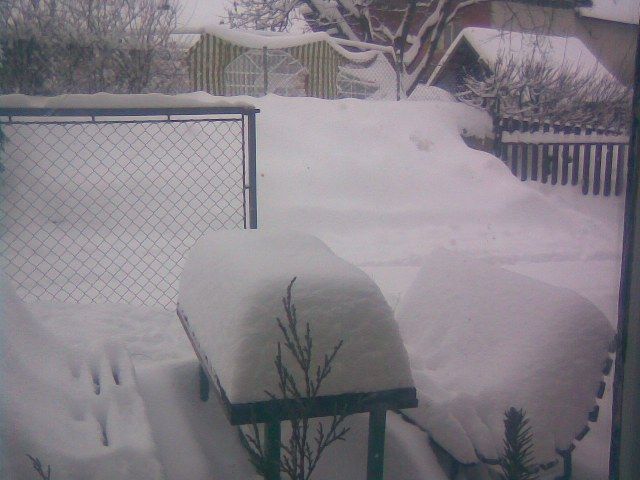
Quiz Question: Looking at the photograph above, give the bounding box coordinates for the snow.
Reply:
[0,92,255,111]
[407,85,455,102]
[0,273,165,480]
[578,0,640,25]
[396,250,615,467]
[178,229,414,403]
[181,24,382,63]
[501,131,629,144]
[428,27,618,86]
[0,94,625,479]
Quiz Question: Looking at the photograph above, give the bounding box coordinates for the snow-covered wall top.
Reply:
[0,92,255,111]
[178,230,414,404]
[578,0,640,25]
[396,250,614,467]
[180,24,387,63]
[429,27,616,85]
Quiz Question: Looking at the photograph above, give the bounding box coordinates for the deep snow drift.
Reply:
[397,250,615,470]
[178,230,413,403]
[0,274,165,480]
[0,93,624,480]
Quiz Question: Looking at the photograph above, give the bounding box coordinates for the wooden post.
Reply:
[199,365,209,402]
[264,421,281,480]
[367,407,387,480]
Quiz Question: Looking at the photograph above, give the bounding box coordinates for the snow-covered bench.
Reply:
[396,250,615,479]
[177,230,417,480]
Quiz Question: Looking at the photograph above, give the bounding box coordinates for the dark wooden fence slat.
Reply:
[551,144,559,185]
[593,144,603,196]
[561,144,570,185]
[572,144,581,186]
[542,143,550,184]
[615,145,624,196]
[604,145,614,196]
[511,143,519,177]
[531,144,539,181]
[583,144,592,195]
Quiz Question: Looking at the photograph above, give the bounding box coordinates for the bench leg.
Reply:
[367,407,387,480]
[264,421,281,480]
[199,365,209,402]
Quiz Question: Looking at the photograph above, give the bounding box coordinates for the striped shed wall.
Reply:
[188,33,347,99]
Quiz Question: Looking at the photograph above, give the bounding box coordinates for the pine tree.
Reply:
[499,407,539,480]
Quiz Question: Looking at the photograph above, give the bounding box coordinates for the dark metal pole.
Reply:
[199,365,209,402]
[610,27,640,480]
[247,111,258,229]
[367,407,387,480]
[264,421,281,480]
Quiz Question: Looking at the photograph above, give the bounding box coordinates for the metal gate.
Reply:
[0,105,258,308]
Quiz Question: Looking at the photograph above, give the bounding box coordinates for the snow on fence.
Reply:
[0,96,259,308]
[498,118,629,196]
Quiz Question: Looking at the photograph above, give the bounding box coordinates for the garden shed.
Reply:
[186,26,394,99]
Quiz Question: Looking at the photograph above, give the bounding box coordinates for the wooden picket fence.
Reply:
[498,119,630,196]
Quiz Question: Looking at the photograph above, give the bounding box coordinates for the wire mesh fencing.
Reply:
[0,106,258,309]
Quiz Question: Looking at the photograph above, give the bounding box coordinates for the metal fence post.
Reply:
[247,111,258,229]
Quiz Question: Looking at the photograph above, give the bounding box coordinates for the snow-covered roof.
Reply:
[577,0,639,25]
[428,27,616,86]
[178,230,414,404]
[397,250,614,467]
[178,24,391,63]
[0,92,255,111]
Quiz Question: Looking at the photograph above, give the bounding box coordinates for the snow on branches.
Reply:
[226,0,593,93]
[0,0,188,94]
[457,55,632,132]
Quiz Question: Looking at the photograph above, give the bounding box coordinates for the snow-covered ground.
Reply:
[1,94,624,479]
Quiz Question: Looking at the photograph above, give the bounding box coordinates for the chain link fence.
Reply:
[0,106,258,309]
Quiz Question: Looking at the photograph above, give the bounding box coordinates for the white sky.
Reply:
[177,0,231,31]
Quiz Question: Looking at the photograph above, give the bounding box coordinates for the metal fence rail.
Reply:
[0,106,258,308]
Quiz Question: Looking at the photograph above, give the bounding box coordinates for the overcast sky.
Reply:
[177,0,231,31]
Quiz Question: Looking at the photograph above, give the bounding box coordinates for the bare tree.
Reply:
[457,54,633,136]
[0,0,187,94]
[226,0,592,94]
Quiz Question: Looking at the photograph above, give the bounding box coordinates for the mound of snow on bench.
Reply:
[178,230,413,404]
[396,250,614,467]
[0,273,164,480]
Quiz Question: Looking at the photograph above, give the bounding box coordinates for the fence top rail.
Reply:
[0,106,260,120]
[502,131,629,145]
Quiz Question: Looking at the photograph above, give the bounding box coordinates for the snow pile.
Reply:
[578,0,640,25]
[0,92,255,110]
[251,95,616,266]
[396,250,615,467]
[0,273,164,480]
[178,230,413,404]
[407,85,455,102]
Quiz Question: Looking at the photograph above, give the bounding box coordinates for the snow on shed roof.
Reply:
[577,0,639,25]
[0,92,255,111]
[177,24,391,62]
[428,27,615,86]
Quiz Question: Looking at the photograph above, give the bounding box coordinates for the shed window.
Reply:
[337,68,379,99]
[224,49,308,97]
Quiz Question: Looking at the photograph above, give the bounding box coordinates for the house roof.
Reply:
[427,27,616,86]
[577,0,639,25]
